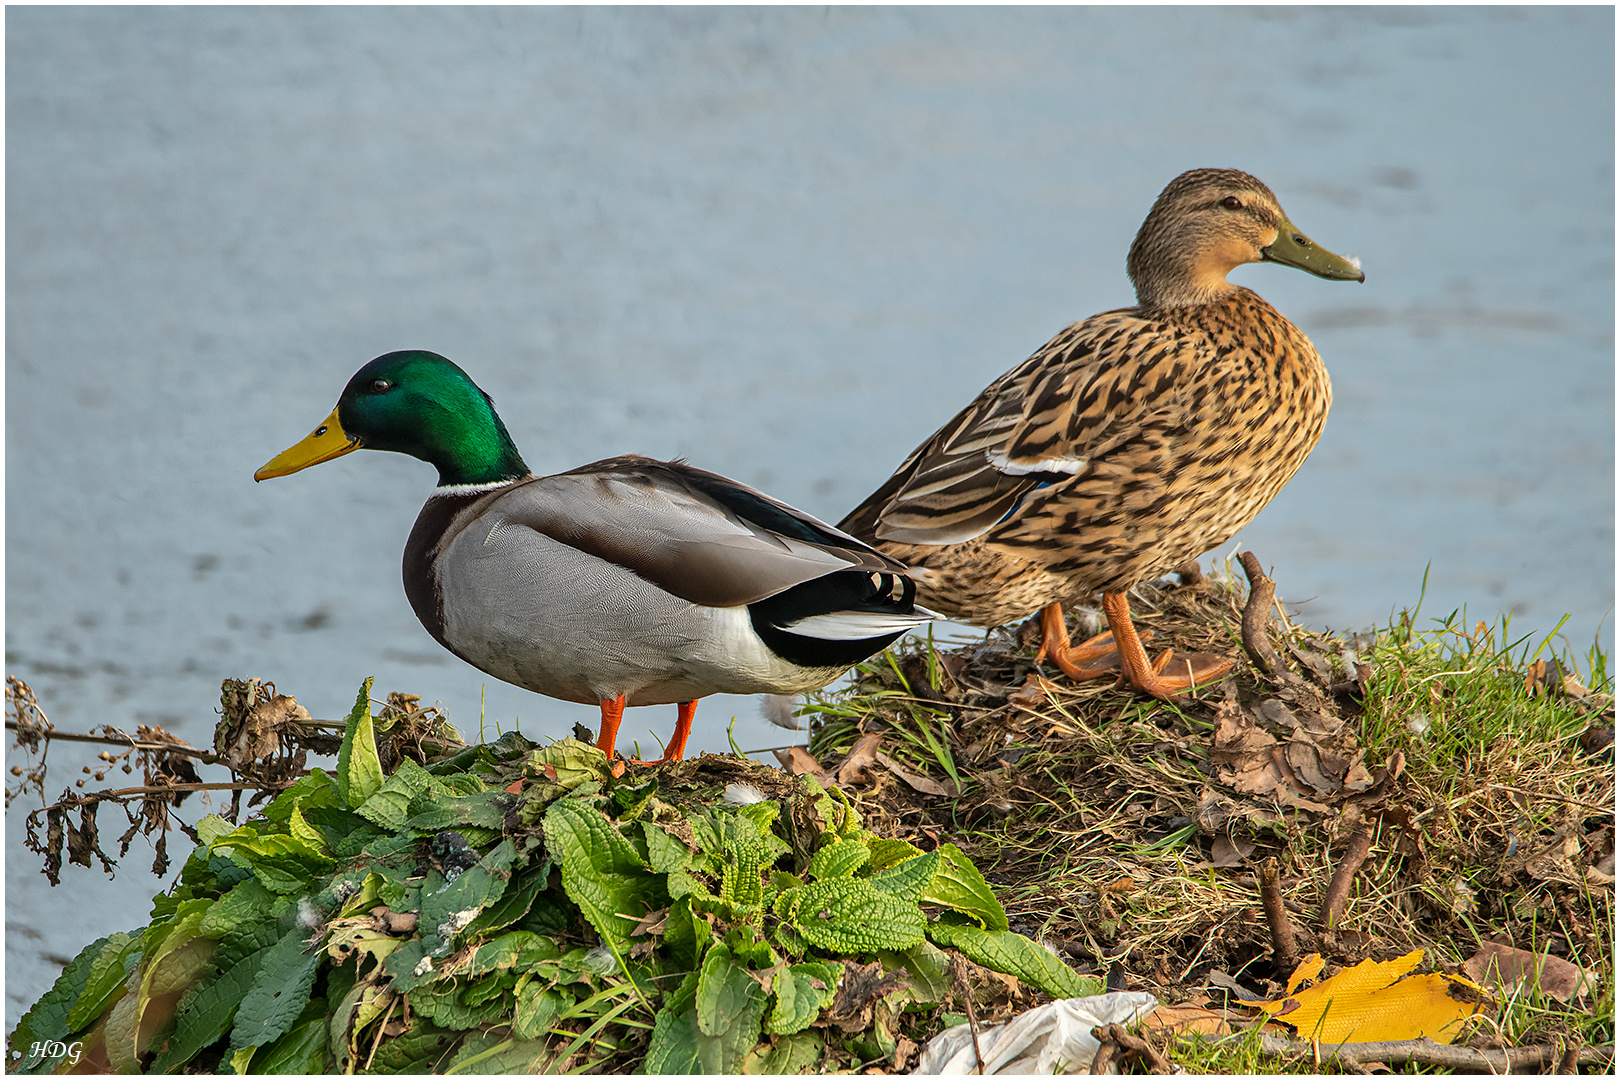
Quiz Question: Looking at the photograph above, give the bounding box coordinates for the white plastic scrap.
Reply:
[913,992,1161,1075]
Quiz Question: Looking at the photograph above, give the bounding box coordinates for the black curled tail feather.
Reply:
[748,571,920,670]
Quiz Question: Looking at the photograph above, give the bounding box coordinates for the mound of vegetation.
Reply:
[793,564,1614,1071]
[7,560,1613,1073]
[8,679,1096,1074]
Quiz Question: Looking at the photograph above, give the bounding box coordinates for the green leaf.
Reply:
[742,1029,825,1074]
[867,849,940,905]
[286,806,331,856]
[326,980,391,1074]
[208,830,333,895]
[199,878,278,938]
[543,799,656,947]
[214,917,285,974]
[512,983,567,1041]
[767,961,840,1036]
[405,790,510,833]
[63,932,145,1031]
[355,757,437,830]
[792,878,925,953]
[866,836,926,872]
[147,932,273,1073]
[520,737,613,790]
[922,843,1009,931]
[892,940,952,1002]
[8,930,136,1069]
[420,840,519,949]
[464,863,549,938]
[807,838,870,881]
[325,918,407,969]
[642,822,695,874]
[926,924,1100,1000]
[408,981,509,1031]
[443,1030,550,1074]
[467,931,560,976]
[643,1006,702,1074]
[228,926,323,1050]
[336,677,384,809]
[363,1026,461,1074]
[194,814,235,847]
[694,943,768,1073]
[145,925,216,999]
[248,1006,328,1073]
[719,817,767,912]
[258,770,339,825]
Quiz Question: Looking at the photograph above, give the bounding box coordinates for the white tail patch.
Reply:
[777,607,939,640]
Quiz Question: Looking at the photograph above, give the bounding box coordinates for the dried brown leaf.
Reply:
[836,734,883,787]
[874,751,955,797]
[1462,942,1596,1003]
[1211,834,1255,868]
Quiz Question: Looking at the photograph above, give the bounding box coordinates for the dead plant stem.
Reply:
[1321,827,1374,932]
[1260,858,1298,971]
[6,720,227,764]
[1254,1032,1612,1071]
[948,952,984,1075]
[1237,551,1282,675]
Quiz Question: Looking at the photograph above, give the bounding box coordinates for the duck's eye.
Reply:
[370,379,392,393]
[1220,196,1244,210]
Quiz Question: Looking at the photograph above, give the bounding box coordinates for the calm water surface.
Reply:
[6,7,1613,1027]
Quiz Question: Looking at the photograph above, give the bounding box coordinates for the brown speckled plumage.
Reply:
[840,169,1362,696]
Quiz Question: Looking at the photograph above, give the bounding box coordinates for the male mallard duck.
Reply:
[839,168,1363,699]
[256,350,934,763]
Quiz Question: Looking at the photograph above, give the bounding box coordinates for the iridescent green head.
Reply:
[255,350,530,488]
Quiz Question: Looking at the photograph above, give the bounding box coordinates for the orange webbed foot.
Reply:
[627,700,697,768]
[1034,602,1154,681]
[1034,597,1232,699]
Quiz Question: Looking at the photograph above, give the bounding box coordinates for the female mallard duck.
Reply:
[256,350,934,764]
[839,168,1363,700]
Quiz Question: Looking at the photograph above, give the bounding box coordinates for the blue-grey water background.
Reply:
[5,7,1613,1028]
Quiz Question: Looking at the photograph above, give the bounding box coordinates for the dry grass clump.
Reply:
[798,563,1614,1070]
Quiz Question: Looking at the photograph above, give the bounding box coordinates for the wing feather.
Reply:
[487,456,909,609]
[842,310,1203,548]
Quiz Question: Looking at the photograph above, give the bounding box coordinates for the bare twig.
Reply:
[1557,1036,1582,1074]
[1256,1032,1612,1071]
[949,952,985,1075]
[1259,858,1298,971]
[1088,1027,1117,1074]
[5,720,229,765]
[25,779,302,834]
[1321,827,1374,932]
[1092,1024,1175,1074]
[1237,551,1282,675]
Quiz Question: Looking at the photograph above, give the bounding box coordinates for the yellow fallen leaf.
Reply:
[1255,949,1489,1044]
[1286,953,1326,995]
[1141,1003,1231,1037]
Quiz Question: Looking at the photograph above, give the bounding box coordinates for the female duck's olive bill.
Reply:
[254,408,361,481]
[1261,221,1365,282]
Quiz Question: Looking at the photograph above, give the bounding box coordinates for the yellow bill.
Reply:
[254,407,359,481]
